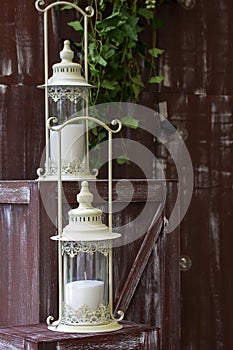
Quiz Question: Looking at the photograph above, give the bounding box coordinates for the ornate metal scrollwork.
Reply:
[62,241,111,258]
[62,302,111,325]
[48,87,87,103]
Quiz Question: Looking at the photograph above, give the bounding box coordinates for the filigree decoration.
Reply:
[47,159,82,176]
[39,158,98,178]
[48,87,87,102]
[62,302,111,325]
[62,241,111,258]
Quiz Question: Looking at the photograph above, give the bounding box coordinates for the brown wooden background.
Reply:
[0,0,232,349]
[157,1,233,350]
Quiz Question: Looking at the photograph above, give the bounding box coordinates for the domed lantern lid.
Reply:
[39,40,93,87]
[52,181,121,242]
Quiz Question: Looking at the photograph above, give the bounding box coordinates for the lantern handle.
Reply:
[35,0,94,18]
[47,116,122,134]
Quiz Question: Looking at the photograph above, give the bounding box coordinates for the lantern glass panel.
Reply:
[62,240,111,326]
[48,87,88,174]
[48,87,87,124]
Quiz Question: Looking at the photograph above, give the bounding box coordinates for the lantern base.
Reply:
[37,173,97,182]
[48,321,123,333]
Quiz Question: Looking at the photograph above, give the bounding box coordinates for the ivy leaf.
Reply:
[97,12,126,32]
[95,55,107,66]
[89,63,99,77]
[131,75,144,87]
[101,80,117,90]
[91,127,98,136]
[102,47,115,60]
[117,155,130,165]
[128,16,139,29]
[148,48,164,58]
[109,28,125,46]
[121,116,139,129]
[61,5,73,10]
[132,84,140,101]
[124,23,138,42]
[89,42,97,58]
[99,130,107,142]
[131,75,144,100]
[67,21,83,32]
[149,75,164,84]
[138,8,154,20]
[126,26,138,41]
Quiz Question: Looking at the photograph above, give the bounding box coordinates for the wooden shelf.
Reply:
[0,322,159,350]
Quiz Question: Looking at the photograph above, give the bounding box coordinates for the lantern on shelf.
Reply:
[36,0,96,180]
[36,0,124,333]
[47,181,124,333]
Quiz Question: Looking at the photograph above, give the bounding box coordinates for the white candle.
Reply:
[50,124,84,164]
[65,280,104,311]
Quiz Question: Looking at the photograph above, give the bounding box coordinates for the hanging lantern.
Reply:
[47,181,124,333]
[39,40,96,180]
[36,1,96,180]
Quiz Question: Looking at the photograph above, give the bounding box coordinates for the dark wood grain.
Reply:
[0,181,40,325]
[157,2,233,349]
[0,322,160,350]
[114,204,164,314]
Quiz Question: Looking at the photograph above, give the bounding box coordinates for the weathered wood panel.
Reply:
[0,322,160,350]
[0,181,39,325]
[158,1,233,349]
[0,0,67,180]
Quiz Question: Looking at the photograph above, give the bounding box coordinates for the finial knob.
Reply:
[60,40,74,63]
[77,181,93,209]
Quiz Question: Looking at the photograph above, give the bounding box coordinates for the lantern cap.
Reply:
[39,40,93,88]
[52,181,121,242]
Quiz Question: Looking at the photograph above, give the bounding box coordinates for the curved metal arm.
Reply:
[35,0,94,18]
[111,310,124,322]
[47,116,122,134]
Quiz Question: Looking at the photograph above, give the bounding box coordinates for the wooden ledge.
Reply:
[0,322,159,349]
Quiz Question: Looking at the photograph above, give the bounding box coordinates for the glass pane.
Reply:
[62,241,111,326]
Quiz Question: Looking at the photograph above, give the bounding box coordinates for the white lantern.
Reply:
[36,1,96,180]
[36,1,124,333]
[47,181,124,333]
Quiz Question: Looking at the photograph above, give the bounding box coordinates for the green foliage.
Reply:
[65,0,164,105]
[148,47,164,58]
[149,75,164,83]
[121,116,139,129]
[62,0,167,166]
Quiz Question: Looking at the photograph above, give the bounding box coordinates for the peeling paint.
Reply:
[2,59,12,77]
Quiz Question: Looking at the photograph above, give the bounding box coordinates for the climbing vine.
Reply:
[63,0,165,105]
[61,0,168,165]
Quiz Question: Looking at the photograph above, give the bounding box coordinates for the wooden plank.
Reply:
[0,181,31,204]
[49,179,167,203]
[159,181,180,350]
[0,322,159,350]
[114,204,164,315]
[0,181,40,325]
